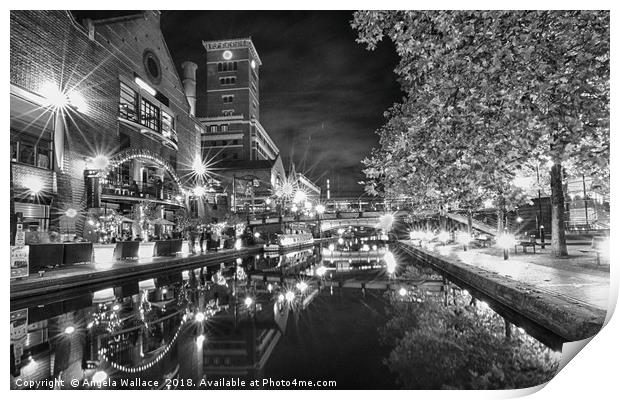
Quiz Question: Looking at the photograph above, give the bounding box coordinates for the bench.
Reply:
[474,235,491,247]
[515,241,537,253]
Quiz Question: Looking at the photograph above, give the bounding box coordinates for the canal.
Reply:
[10,237,560,390]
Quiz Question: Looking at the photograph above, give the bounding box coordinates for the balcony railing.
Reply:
[101,180,181,204]
[118,104,178,148]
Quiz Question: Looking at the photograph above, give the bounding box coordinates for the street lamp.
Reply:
[496,233,516,260]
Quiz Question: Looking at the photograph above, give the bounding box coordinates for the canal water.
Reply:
[10,238,560,390]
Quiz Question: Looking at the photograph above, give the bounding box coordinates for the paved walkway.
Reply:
[403,240,610,311]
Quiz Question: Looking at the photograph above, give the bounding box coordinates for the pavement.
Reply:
[407,240,610,311]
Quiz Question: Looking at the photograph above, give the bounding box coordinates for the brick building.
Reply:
[10,11,204,241]
[196,38,286,213]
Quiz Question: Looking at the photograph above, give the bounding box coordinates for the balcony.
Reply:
[101,179,183,206]
[118,104,178,150]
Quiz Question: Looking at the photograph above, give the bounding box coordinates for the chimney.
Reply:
[181,61,198,117]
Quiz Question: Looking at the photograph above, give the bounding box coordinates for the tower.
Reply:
[199,38,279,162]
[203,38,261,121]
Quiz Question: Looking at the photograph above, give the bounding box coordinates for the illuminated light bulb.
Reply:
[267,283,273,292]
[193,185,206,197]
[195,312,205,322]
[23,176,44,195]
[92,155,109,170]
[296,281,308,293]
[112,304,120,311]
[398,288,407,297]
[278,293,285,302]
[64,326,75,335]
[285,291,295,302]
[244,297,253,307]
[438,231,450,243]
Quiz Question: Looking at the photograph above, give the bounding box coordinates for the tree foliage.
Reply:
[380,270,559,389]
[352,11,609,238]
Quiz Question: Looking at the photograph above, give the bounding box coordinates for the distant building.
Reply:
[296,173,321,203]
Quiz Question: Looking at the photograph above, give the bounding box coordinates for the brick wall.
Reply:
[10,10,201,235]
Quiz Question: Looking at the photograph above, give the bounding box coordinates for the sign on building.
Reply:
[10,245,29,279]
[10,309,28,366]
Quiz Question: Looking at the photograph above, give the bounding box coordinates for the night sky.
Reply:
[161,11,402,196]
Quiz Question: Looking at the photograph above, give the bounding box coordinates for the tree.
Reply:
[353,11,609,256]
[380,270,559,389]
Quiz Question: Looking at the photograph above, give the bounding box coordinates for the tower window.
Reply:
[222,95,234,104]
[219,76,237,85]
[217,62,238,72]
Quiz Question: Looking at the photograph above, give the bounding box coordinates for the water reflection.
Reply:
[10,240,559,389]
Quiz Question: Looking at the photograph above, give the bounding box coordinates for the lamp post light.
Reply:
[496,233,516,260]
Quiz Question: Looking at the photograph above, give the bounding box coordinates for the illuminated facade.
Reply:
[10,11,204,241]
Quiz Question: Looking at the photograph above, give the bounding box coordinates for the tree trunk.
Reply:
[496,197,506,233]
[467,210,473,236]
[550,163,568,256]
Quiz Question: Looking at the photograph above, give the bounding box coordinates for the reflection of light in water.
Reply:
[196,334,205,349]
[296,281,308,292]
[92,371,107,383]
[384,251,397,274]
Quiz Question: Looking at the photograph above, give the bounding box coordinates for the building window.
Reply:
[221,124,228,132]
[140,98,160,131]
[19,142,35,165]
[119,82,138,121]
[219,76,236,85]
[10,140,18,162]
[222,95,234,104]
[161,111,175,138]
[209,125,218,133]
[222,109,234,116]
[36,141,51,169]
[232,139,238,145]
[217,62,238,72]
[11,135,52,169]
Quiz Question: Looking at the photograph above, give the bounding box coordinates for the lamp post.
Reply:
[536,163,546,249]
[316,204,325,241]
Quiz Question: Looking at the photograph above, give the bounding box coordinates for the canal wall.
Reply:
[395,242,606,343]
[10,246,262,302]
